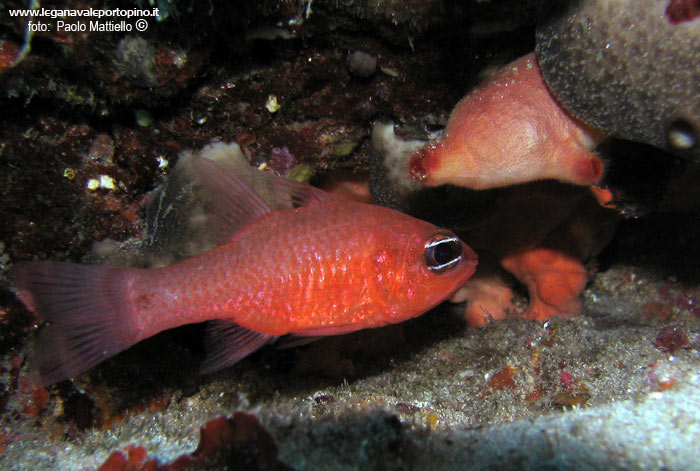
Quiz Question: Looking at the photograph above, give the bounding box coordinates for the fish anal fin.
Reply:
[192,157,272,245]
[201,320,277,374]
[276,335,323,349]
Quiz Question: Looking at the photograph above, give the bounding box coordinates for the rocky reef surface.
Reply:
[0,1,698,470]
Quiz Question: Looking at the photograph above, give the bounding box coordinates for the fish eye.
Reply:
[424,232,463,273]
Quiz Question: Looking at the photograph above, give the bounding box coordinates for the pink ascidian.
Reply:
[409,53,606,190]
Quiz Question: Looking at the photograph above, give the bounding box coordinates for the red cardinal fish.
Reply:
[13,157,477,385]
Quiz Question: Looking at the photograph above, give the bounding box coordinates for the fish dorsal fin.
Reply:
[200,320,277,374]
[271,176,332,208]
[192,157,272,244]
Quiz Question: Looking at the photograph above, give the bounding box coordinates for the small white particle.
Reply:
[99,175,117,190]
[171,51,187,68]
[266,95,281,113]
[86,179,100,190]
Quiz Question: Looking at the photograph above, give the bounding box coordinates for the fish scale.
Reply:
[100,201,418,338]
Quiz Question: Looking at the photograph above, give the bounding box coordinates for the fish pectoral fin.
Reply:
[200,320,277,374]
[192,157,272,245]
[291,324,364,337]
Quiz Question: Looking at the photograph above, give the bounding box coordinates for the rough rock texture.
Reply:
[536,0,700,160]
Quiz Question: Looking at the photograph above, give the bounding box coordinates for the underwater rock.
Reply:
[369,122,425,211]
[536,0,700,160]
[347,50,377,78]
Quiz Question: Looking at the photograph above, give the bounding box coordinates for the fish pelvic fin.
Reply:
[12,261,139,386]
[200,320,277,375]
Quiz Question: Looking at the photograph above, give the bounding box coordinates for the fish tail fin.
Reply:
[12,261,138,386]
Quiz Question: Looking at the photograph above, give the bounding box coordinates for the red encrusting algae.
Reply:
[98,413,292,471]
